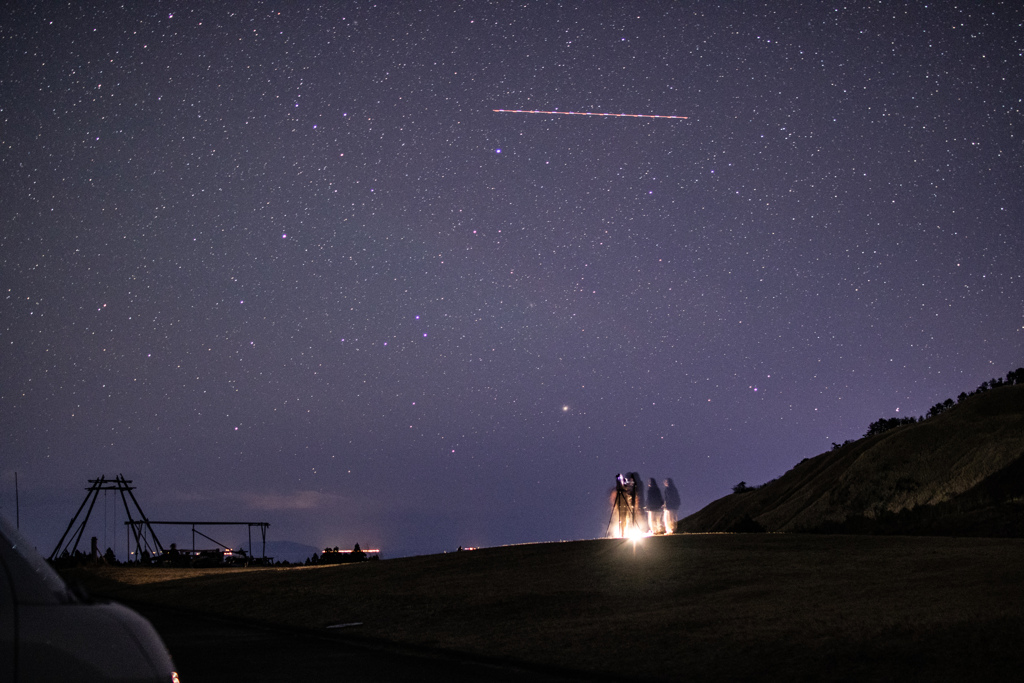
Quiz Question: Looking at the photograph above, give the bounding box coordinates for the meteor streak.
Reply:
[493,109,688,120]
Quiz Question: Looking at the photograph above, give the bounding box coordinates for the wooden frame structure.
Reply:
[49,474,164,561]
[50,474,270,563]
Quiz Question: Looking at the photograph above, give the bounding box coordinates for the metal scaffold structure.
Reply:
[50,474,272,565]
[49,474,165,561]
[127,521,270,563]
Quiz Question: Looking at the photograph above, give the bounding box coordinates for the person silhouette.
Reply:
[662,478,681,534]
[645,478,665,534]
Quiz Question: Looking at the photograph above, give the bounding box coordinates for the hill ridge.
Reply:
[681,383,1024,536]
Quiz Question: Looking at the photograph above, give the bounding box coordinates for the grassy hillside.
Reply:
[680,383,1024,535]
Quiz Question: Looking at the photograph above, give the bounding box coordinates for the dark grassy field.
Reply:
[66,534,1024,682]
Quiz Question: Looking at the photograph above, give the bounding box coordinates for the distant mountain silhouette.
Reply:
[681,383,1024,537]
[263,540,321,564]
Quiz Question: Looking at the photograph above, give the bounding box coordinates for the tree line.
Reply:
[733,366,1022,494]
[853,366,1023,444]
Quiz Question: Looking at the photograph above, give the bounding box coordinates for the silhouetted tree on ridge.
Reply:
[864,367,1022,439]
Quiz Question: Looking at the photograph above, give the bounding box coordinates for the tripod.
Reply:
[607,480,642,538]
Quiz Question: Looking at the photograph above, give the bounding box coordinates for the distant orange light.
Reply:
[332,548,381,554]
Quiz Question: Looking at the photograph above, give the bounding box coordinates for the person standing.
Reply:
[662,478,681,534]
[645,478,665,534]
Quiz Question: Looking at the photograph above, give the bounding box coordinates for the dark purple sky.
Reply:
[3,2,1021,559]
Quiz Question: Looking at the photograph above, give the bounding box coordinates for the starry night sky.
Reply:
[3,2,1021,559]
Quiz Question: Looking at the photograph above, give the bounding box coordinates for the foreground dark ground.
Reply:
[66,534,1024,682]
[125,602,602,682]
